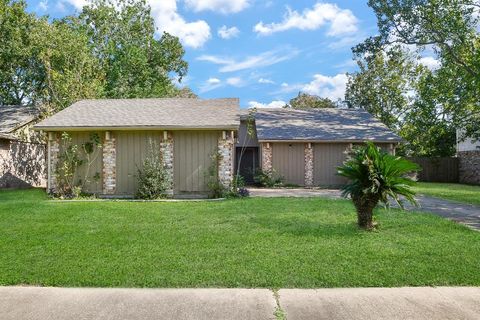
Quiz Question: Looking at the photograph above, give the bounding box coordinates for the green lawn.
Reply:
[1,189,479,288]
[412,182,480,206]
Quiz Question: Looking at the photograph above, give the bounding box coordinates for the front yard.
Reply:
[1,189,479,288]
[412,182,480,206]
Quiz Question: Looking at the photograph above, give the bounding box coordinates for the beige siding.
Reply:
[272,143,305,186]
[60,132,103,193]
[174,131,220,194]
[313,143,349,187]
[116,131,162,195]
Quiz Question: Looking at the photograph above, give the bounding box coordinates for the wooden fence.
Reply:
[406,157,459,183]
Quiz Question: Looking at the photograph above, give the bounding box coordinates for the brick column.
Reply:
[102,132,116,195]
[48,133,60,194]
[218,131,234,188]
[160,131,174,196]
[305,143,314,187]
[261,142,272,172]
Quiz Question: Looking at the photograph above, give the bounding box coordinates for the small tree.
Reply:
[55,132,83,197]
[135,139,169,199]
[337,142,419,230]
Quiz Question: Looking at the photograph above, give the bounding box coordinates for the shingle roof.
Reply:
[0,105,39,133]
[34,98,240,130]
[254,108,402,142]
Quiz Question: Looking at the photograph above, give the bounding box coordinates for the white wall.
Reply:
[457,129,480,152]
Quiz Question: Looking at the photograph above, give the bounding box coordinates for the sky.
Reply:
[26,0,381,108]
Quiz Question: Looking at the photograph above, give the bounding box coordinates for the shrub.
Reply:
[225,175,250,198]
[136,140,170,199]
[253,168,284,187]
[206,150,226,198]
[337,142,420,230]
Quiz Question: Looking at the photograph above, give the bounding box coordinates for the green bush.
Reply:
[253,168,284,187]
[136,140,170,199]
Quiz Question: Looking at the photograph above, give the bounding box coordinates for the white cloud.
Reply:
[197,48,299,73]
[302,74,347,100]
[226,77,243,86]
[419,56,441,70]
[37,0,48,11]
[258,78,275,84]
[218,25,240,39]
[149,0,211,48]
[185,0,250,14]
[199,78,222,93]
[248,100,287,109]
[207,78,221,84]
[278,74,348,101]
[254,2,358,36]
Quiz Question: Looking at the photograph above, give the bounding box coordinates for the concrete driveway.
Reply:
[1,286,480,320]
[249,188,480,230]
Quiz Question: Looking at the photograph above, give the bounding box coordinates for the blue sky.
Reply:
[26,0,379,108]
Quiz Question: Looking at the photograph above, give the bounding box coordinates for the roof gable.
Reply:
[254,108,401,142]
[35,98,240,130]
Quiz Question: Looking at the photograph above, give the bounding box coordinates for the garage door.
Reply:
[174,131,220,194]
[116,131,162,195]
[272,143,305,186]
[314,143,349,186]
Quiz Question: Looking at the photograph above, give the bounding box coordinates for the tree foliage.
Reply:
[346,0,480,156]
[0,0,192,114]
[288,92,338,109]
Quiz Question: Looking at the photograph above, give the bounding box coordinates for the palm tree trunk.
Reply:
[353,194,380,230]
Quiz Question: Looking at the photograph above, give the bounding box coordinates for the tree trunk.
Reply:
[352,194,380,230]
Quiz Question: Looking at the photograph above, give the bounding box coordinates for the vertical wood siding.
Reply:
[62,132,103,193]
[173,131,220,193]
[313,143,349,187]
[272,143,305,186]
[116,131,162,195]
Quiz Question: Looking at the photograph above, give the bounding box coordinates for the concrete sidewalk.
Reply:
[1,286,480,320]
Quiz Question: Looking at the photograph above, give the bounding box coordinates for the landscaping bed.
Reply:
[1,189,479,288]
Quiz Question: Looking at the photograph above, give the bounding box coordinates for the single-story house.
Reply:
[35,98,401,197]
[457,129,480,185]
[0,105,46,188]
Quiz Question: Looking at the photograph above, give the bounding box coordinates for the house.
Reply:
[0,105,46,188]
[457,130,480,185]
[35,98,401,197]
[236,108,401,187]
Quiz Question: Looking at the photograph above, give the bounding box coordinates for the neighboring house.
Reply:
[457,130,480,185]
[35,99,401,197]
[0,105,46,188]
[236,108,401,187]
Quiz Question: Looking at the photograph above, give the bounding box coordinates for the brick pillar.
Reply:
[48,133,60,194]
[160,131,174,196]
[459,150,480,185]
[218,131,234,188]
[261,142,272,172]
[305,143,314,187]
[102,132,116,195]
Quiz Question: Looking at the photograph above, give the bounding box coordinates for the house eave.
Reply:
[257,139,402,144]
[34,125,239,132]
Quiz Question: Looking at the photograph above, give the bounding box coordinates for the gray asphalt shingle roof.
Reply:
[34,98,240,130]
[0,105,39,134]
[254,108,402,142]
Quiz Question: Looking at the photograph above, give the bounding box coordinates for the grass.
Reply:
[0,189,479,288]
[412,182,480,206]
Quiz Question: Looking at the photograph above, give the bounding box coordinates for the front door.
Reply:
[235,147,259,185]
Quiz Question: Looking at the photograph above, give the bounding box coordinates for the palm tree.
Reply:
[337,142,420,230]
